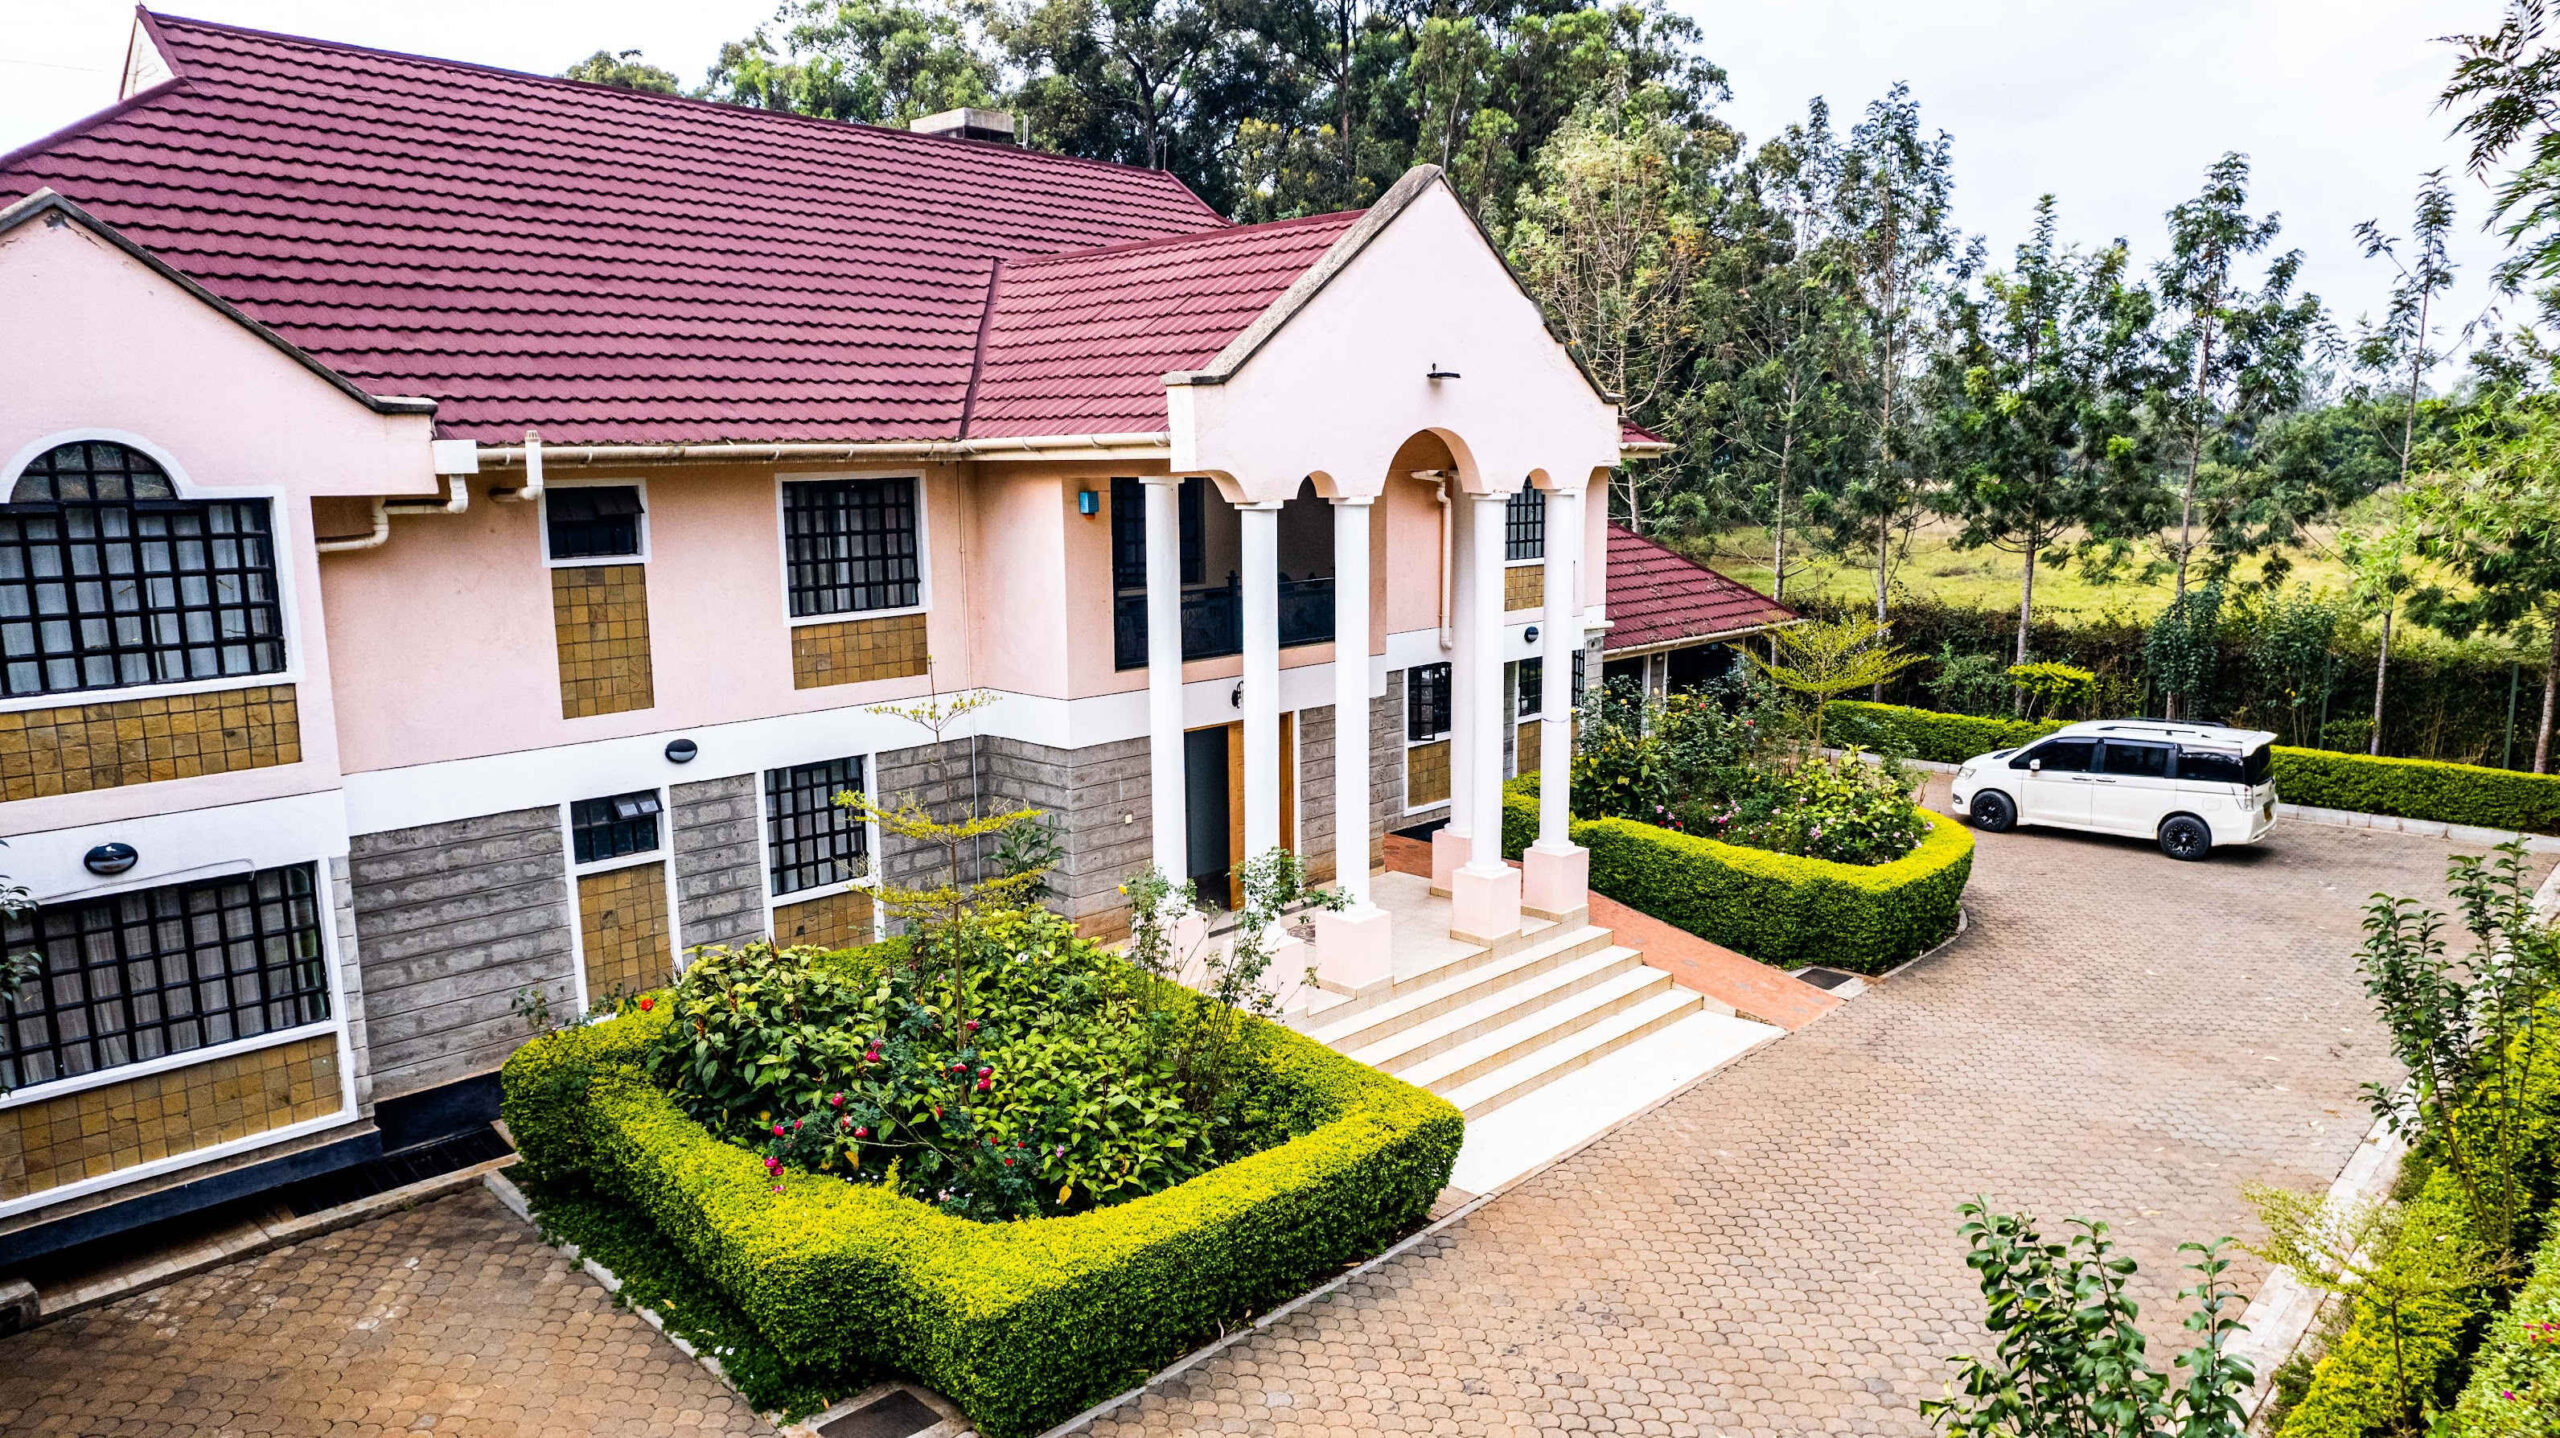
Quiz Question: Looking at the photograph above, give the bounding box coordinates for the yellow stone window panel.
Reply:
[1406,739,1451,809]
[577,863,672,1004]
[772,887,877,951]
[552,564,656,718]
[0,684,300,801]
[1503,563,1544,613]
[793,612,928,689]
[1,1035,341,1202]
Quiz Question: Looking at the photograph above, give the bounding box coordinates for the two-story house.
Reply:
[0,10,1660,1264]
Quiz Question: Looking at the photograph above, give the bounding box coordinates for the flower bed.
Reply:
[2452,1219,2560,1431]
[501,940,1460,1438]
[1827,699,2560,837]
[1501,779,1974,973]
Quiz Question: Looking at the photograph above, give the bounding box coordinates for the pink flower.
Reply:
[854,1126,869,1138]
[638,996,654,1011]
[830,1093,844,1108]
[772,1122,786,1136]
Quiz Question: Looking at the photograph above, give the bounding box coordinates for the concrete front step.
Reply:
[1398,963,1678,1096]
[1440,988,1703,1118]
[1302,924,1618,1051]
[1350,946,1649,1076]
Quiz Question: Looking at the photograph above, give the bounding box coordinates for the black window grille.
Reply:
[1518,658,1543,718]
[571,790,662,864]
[1,863,330,1091]
[1506,487,1545,561]
[1,441,286,700]
[1108,477,1205,593]
[1572,650,1586,704]
[765,756,868,896]
[1408,663,1452,742]
[545,485,643,560]
[784,478,921,616]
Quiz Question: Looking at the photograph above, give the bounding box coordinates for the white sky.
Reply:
[0,0,2522,382]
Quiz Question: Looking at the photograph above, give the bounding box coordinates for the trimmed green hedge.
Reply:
[502,977,1460,1438]
[2275,1162,2493,1438]
[2451,1217,2560,1430]
[1829,700,2560,837]
[1498,778,1974,974]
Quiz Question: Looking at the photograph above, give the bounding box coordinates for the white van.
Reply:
[1947,719,2278,860]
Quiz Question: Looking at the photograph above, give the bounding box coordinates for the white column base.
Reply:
[1313,903,1393,994]
[1450,860,1522,945]
[1430,827,1470,896]
[1521,840,1590,924]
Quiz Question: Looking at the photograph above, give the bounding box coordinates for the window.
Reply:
[1,863,329,1091]
[1572,650,1586,705]
[2013,738,2096,772]
[545,485,643,560]
[1408,663,1452,742]
[1506,487,1545,562]
[571,789,662,865]
[1108,477,1207,592]
[1518,657,1543,718]
[784,478,921,616]
[2177,745,2272,786]
[766,756,868,896]
[1,440,285,700]
[2098,740,2171,778]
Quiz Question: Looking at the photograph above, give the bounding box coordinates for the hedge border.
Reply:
[1828,700,2560,838]
[1497,777,1974,974]
[2451,1217,2560,1428]
[501,977,1460,1438]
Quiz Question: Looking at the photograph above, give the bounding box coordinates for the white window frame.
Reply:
[0,427,307,718]
[559,783,677,1015]
[775,471,933,628]
[756,750,887,944]
[538,474,651,568]
[1402,663,1453,815]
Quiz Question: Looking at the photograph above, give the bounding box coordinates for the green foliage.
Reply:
[500,981,1460,1438]
[1924,642,2014,717]
[1829,700,2560,837]
[702,0,997,126]
[1924,1202,2253,1438]
[644,919,1220,1221]
[1500,778,1973,973]
[2248,587,2346,748]
[2147,579,2226,718]
[560,49,683,94]
[1748,616,1923,749]
[1680,754,1930,867]
[2005,660,2096,721]
[2451,1219,2560,1432]
[1570,673,1784,825]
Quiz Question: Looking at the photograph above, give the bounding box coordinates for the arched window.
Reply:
[1506,486,1545,561]
[1,441,285,699]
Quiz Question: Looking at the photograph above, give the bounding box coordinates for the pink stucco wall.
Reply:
[0,208,435,836]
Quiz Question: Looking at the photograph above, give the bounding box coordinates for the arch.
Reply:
[9,438,176,505]
[2,428,199,501]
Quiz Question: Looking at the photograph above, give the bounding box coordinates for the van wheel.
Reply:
[2159,814,2213,861]
[1969,791,2016,833]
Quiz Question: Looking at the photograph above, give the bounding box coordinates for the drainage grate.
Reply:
[274,1124,516,1219]
[818,1389,942,1438]
[1794,966,1861,992]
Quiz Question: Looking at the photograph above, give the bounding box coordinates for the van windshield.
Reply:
[2179,744,2273,787]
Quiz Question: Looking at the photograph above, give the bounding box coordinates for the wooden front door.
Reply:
[1206,714,1295,909]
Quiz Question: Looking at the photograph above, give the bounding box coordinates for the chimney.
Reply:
[909,108,1020,145]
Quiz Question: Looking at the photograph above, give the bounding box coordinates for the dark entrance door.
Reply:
[1183,725,1231,909]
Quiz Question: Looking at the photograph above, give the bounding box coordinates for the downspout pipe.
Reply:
[1418,470,1453,651]
[490,429,543,503]
[313,464,475,553]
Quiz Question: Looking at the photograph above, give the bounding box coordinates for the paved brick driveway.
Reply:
[1081,809,2529,1437]
[0,1186,771,1438]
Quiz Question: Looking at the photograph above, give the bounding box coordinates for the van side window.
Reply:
[2177,748,2246,785]
[2099,741,2171,778]
[2012,738,2096,772]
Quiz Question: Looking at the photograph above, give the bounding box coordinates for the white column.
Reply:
[1450,489,1522,942]
[1144,477,1186,877]
[1314,493,1392,992]
[1330,497,1374,905]
[1241,499,1284,861]
[1432,487,1476,893]
[1524,481,1591,920]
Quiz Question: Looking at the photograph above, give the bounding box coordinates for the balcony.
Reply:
[1114,576,1335,670]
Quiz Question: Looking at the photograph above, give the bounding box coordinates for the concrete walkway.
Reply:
[1081,800,2516,1436]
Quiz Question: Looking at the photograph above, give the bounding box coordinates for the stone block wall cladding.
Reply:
[551,564,656,718]
[1296,702,1338,885]
[328,854,372,1110]
[792,612,930,689]
[576,863,673,1003]
[670,775,765,954]
[0,684,300,800]
[0,1035,339,1202]
[978,734,1154,938]
[869,736,981,914]
[348,805,578,1103]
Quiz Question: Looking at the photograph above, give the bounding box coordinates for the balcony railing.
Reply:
[1114,576,1335,669]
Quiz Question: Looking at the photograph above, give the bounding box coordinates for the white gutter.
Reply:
[314,468,474,553]
[470,431,1173,468]
[491,430,544,502]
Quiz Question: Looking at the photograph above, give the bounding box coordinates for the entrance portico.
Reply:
[1142,163,1627,979]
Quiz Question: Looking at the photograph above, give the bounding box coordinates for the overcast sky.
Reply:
[0,0,2521,380]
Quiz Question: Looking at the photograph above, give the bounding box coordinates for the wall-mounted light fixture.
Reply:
[84,842,138,876]
[1524,625,1540,645]
[1427,363,1461,381]
[1077,488,1100,517]
[664,738,698,764]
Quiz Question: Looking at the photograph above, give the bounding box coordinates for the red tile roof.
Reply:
[1603,524,1794,653]
[0,11,1239,443]
[1620,419,1670,447]
[969,211,1362,438]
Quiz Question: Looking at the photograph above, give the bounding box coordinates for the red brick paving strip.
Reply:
[0,1187,773,1438]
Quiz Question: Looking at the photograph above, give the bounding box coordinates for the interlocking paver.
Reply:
[0,1186,771,1437]
[1082,806,2523,1436]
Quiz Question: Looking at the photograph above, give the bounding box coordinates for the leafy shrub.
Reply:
[2006,660,2096,720]
[501,986,1461,1438]
[1677,753,1930,866]
[1500,779,1973,972]
[646,914,1243,1221]
[1923,642,2014,717]
[1829,700,2560,836]
[2451,1220,2560,1432]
